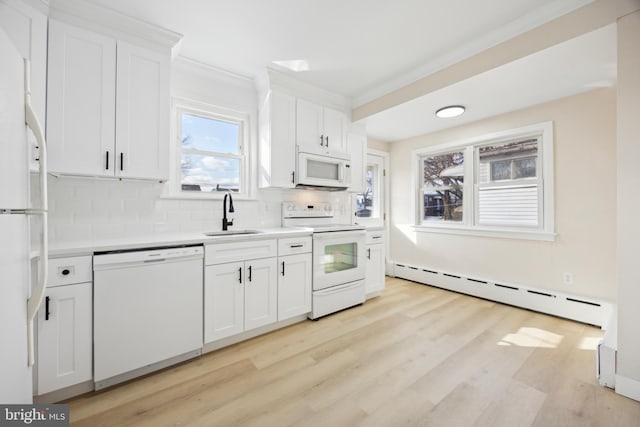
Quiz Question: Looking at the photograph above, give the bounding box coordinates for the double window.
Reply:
[415,122,554,239]
[175,101,248,197]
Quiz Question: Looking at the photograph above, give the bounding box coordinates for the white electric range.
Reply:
[282,202,366,319]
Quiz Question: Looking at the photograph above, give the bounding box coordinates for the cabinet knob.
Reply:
[61,268,70,276]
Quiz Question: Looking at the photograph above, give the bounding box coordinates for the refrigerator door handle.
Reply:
[24,59,48,366]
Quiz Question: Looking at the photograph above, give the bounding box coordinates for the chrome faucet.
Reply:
[222,192,235,231]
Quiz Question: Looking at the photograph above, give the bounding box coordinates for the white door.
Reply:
[115,41,169,180]
[347,132,367,193]
[322,107,347,152]
[0,0,47,171]
[296,98,324,151]
[0,215,32,403]
[278,253,312,321]
[244,258,278,331]
[37,282,92,395]
[46,20,116,177]
[265,90,296,188]
[0,28,32,403]
[0,28,28,209]
[204,262,244,343]
[365,244,385,295]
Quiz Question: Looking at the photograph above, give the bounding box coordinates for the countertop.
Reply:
[48,227,313,257]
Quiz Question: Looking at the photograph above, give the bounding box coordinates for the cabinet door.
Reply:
[278,253,312,321]
[365,244,385,295]
[47,20,116,177]
[347,132,367,193]
[244,258,278,331]
[204,262,244,343]
[259,91,296,188]
[115,41,170,180]
[37,282,92,395]
[323,107,348,152]
[296,98,324,151]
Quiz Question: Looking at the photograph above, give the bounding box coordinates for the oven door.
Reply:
[297,151,350,189]
[313,230,365,290]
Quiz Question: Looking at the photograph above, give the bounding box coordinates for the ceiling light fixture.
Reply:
[435,105,465,118]
[271,59,309,72]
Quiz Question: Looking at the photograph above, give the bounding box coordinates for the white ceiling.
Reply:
[363,24,617,141]
[83,0,612,142]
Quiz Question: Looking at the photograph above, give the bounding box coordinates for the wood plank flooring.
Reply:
[66,277,640,426]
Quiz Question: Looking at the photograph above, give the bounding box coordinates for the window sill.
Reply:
[412,224,556,241]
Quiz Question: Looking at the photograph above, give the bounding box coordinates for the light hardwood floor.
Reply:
[67,277,640,426]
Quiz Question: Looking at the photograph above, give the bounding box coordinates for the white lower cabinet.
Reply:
[204,240,278,344]
[365,230,386,297]
[37,256,93,395]
[278,253,312,320]
[244,258,279,331]
[204,261,245,342]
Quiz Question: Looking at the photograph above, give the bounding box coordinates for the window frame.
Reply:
[169,98,251,199]
[412,122,555,241]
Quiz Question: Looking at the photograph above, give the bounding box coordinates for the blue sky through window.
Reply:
[180,112,241,192]
[181,113,239,154]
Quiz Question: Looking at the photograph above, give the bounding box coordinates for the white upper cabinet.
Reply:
[347,132,367,193]
[46,19,170,180]
[322,106,348,152]
[258,90,296,188]
[296,98,348,153]
[47,20,116,177]
[115,41,169,180]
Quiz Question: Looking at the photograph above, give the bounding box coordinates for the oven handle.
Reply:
[312,230,365,240]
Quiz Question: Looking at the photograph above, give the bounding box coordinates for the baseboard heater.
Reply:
[394,262,612,327]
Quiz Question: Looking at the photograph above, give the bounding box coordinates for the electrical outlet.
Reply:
[563,272,574,285]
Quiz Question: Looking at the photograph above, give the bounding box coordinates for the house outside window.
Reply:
[413,122,554,240]
[175,101,249,197]
[422,151,465,223]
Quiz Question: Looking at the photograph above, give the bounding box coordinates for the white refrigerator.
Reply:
[0,26,48,404]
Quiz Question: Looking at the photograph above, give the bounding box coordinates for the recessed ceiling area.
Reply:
[83,0,593,102]
[361,24,617,142]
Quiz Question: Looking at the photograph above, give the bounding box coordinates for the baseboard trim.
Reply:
[393,262,613,327]
[616,375,640,402]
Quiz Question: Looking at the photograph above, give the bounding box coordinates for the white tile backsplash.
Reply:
[48,176,352,245]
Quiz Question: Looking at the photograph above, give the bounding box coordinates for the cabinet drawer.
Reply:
[205,239,277,265]
[278,236,312,256]
[366,231,385,244]
[48,256,93,287]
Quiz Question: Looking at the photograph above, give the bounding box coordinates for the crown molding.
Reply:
[49,0,182,52]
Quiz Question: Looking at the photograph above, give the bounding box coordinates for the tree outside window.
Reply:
[422,151,464,222]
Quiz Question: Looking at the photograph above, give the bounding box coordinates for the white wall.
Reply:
[47,58,351,244]
[616,10,640,400]
[388,87,617,301]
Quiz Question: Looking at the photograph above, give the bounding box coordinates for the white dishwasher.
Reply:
[93,245,203,390]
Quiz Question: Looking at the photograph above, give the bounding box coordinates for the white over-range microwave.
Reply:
[296,148,351,190]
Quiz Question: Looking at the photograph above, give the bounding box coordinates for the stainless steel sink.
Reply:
[204,229,262,237]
